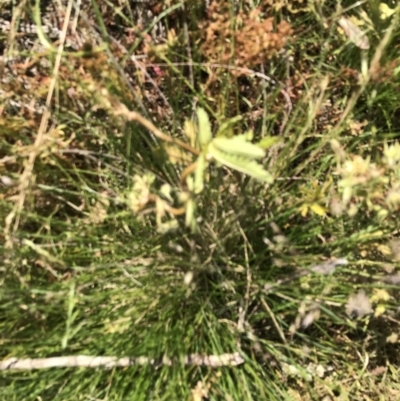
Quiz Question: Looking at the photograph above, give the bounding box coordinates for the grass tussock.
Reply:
[1,0,400,400]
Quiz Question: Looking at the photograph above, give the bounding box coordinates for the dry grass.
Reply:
[1,1,400,400]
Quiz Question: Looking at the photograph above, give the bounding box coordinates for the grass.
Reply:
[1,0,400,400]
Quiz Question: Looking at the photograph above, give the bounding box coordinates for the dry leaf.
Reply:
[330,197,344,216]
[377,244,392,256]
[346,290,373,318]
[338,17,370,50]
[191,380,209,401]
[384,274,400,285]
[386,333,398,344]
[390,240,400,261]
[370,366,387,376]
[85,193,109,224]
[0,175,15,186]
[302,308,321,328]
[310,258,348,275]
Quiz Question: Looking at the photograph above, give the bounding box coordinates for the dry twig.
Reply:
[0,353,245,370]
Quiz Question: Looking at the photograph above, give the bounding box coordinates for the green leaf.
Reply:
[211,136,266,160]
[216,115,243,137]
[380,3,396,20]
[244,130,254,141]
[196,108,212,150]
[310,203,327,216]
[185,198,197,232]
[183,119,197,148]
[157,219,179,234]
[34,0,56,50]
[257,136,282,150]
[208,143,273,183]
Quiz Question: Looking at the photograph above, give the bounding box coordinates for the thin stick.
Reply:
[0,353,244,370]
[112,102,200,156]
[261,297,287,345]
[180,161,198,185]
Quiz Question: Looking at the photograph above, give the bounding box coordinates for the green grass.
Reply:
[1,1,400,400]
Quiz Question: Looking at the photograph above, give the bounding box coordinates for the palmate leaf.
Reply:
[208,143,273,183]
[211,135,266,159]
[196,108,212,151]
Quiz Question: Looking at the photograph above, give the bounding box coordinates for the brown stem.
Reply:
[113,104,200,156]
[180,161,198,186]
[163,203,186,216]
